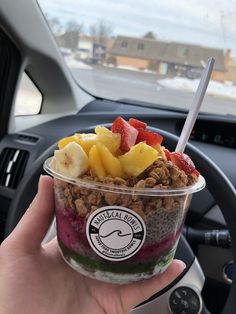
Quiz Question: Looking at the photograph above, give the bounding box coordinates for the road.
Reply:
[17,64,236,116]
[71,65,236,116]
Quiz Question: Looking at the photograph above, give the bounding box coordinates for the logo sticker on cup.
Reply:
[86,206,146,261]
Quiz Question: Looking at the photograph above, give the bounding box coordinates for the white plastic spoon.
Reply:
[175,57,215,153]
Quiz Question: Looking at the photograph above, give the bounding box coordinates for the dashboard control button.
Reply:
[169,286,201,314]
[223,260,235,284]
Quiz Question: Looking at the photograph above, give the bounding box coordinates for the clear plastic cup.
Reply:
[44,157,205,284]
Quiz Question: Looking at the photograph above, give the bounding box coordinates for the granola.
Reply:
[54,158,196,220]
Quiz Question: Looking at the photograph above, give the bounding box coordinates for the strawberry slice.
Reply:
[170,152,196,175]
[193,169,200,177]
[136,129,163,146]
[111,116,138,152]
[163,148,171,160]
[128,118,147,129]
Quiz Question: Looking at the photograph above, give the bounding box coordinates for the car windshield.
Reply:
[38,0,236,116]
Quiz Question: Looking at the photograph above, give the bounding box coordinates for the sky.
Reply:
[38,0,236,56]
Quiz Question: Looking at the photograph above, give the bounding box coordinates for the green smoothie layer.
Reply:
[58,239,176,274]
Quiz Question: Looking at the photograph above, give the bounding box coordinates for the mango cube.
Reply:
[89,145,106,181]
[95,126,121,153]
[75,133,98,155]
[97,142,124,178]
[58,133,97,155]
[119,142,158,177]
[58,136,75,149]
[153,144,167,160]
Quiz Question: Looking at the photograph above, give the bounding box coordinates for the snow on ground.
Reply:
[158,77,236,100]
[117,65,141,72]
[117,65,155,74]
[64,56,93,70]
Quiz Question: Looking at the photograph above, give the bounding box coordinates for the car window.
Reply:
[38,0,236,116]
[15,72,42,116]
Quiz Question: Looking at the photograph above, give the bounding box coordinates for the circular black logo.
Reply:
[86,206,146,261]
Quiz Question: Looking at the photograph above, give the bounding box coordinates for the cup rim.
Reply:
[44,157,206,196]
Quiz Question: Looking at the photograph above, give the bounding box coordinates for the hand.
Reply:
[0,175,185,314]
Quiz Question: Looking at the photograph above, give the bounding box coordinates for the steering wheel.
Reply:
[5,127,236,314]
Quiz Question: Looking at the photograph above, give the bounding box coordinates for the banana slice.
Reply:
[52,142,89,178]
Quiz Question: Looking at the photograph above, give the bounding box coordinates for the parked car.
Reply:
[186,68,202,79]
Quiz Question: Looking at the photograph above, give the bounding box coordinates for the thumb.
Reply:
[4,175,54,253]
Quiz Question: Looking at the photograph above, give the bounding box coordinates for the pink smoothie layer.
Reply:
[56,207,182,262]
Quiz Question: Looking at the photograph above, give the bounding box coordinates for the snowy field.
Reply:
[64,56,93,70]
[158,77,236,100]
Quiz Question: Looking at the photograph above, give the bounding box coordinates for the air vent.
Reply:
[16,134,39,144]
[0,148,29,189]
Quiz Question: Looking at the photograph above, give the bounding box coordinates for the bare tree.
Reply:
[45,14,62,35]
[66,20,83,33]
[143,31,157,40]
[89,20,113,44]
[49,17,60,28]
[62,20,83,50]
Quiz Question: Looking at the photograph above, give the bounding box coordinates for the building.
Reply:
[56,31,79,51]
[108,36,225,79]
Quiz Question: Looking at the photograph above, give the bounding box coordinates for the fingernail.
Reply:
[182,261,186,269]
[38,175,44,189]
